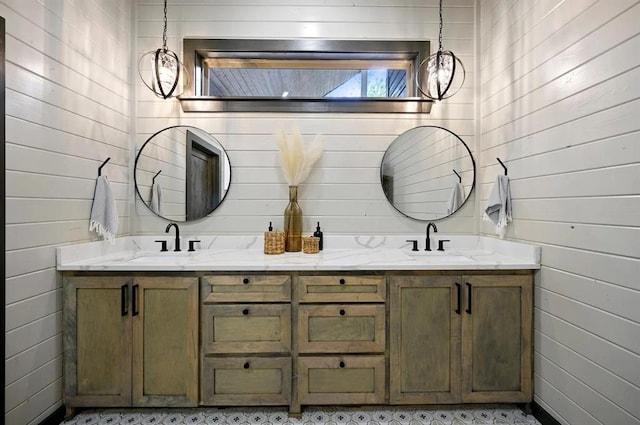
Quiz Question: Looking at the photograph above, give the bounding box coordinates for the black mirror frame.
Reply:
[134,125,232,222]
[380,125,476,221]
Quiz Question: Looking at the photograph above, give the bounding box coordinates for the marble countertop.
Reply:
[56,235,540,271]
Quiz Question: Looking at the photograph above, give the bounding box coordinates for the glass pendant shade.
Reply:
[139,48,186,99]
[137,0,186,99]
[417,0,465,101]
[153,49,179,98]
[419,49,465,101]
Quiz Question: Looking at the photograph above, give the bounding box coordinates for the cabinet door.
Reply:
[63,276,132,407]
[389,275,461,404]
[132,277,199,407]
[202,303,291,354]
[201,274,291,303]
[297,275,386,303]
[298,355,385,405]
[461,274,532,403]
[298,304,385,353]
[202,356,292,405]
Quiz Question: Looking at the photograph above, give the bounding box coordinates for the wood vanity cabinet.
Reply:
[295,274,387,407]
[200,274,293,406]
[63,269,533,413]
[389,273,533,405]
[63,275,199,410]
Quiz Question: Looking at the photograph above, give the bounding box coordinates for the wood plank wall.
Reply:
[478,1,640,424]
[2,1,132,423]
[134,0,477,236]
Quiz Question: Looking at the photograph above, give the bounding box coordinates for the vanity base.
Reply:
[62,269,533,414]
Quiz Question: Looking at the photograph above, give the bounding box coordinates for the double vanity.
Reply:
[58,234,539,416]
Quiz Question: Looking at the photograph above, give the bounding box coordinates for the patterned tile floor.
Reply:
[60,406,541,424]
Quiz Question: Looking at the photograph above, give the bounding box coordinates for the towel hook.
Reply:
[496,158,508,175]
[453,169,462,183]
[152,170,162,184]
[98,157,111,176]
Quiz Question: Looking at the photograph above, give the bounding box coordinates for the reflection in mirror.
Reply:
[381,126,475,221]
[135,126,231,222]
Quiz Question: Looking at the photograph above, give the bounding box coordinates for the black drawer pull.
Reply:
[466,282,472,314]
[132,284,139,316]
[455,283,461,314]
[243,362,250,369]
[339,278,346,285]
[121,284,129,316]
[243,309,249,315]
[339,309,346,316]
[243,278,249,284]
[339,361,345,368]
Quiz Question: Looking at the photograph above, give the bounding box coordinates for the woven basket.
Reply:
[264,231,285,255]
[302,236,320,254]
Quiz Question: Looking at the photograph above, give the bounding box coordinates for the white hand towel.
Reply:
[150,182,163,215]
[89,175,119,244]
[447,182,465,214]
[483,174,512,238]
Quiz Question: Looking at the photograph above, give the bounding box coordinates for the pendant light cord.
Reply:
[438,0,444,52]
[162,0,168,51]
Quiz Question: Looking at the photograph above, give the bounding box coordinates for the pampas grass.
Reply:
[277,129,323,186]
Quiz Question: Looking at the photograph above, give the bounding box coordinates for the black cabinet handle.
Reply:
[121,284,129,316]
[132,284,139,316]
[243,309,249,315]
[339,278,345,285]
[339,361,345,368]
[466,282,472,314]
[455,283,461,314]
[243,278,249,284]
[243,362,250,369]
[339,309,346,316]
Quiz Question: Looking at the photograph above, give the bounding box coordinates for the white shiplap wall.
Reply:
[479,1,640,424]
[3,0,132,424]
[134,0,477,237]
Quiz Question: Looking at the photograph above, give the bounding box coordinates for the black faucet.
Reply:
[425,222,438,251]
[165,222,181,252]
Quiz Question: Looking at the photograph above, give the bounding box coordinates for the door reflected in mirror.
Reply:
[381,126,475,221]
[134,126,231,222]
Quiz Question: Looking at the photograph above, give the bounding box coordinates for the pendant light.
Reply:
[417,0,465,101]
[138,0,186,99]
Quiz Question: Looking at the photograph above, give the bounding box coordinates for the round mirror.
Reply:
[134,126,231,222]
[380,126,475,221]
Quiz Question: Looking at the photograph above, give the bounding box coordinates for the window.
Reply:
[180,39,433,113]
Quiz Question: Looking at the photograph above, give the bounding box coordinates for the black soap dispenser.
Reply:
[313,222,324,250]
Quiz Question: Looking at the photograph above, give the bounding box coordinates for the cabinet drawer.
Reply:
[298,356,385,405]
[202,304,291,354]
[298,305,385,353]
[201,357,291,406]
[201,275,291,303]
[297,275,385,303]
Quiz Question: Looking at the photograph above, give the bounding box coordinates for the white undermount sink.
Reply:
[128,253,192,265]
[405,251,475,264]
